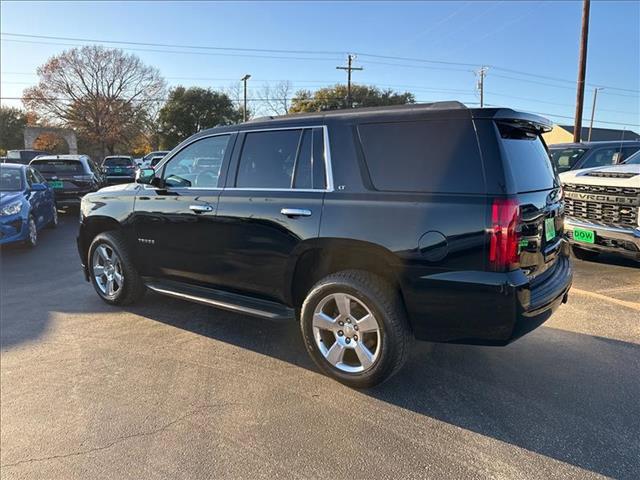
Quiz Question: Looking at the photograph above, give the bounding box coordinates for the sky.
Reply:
[1,0,639,130]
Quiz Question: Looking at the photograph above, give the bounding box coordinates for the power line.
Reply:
[3,32,637,94]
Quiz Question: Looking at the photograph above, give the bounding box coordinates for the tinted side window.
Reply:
[357,119,484,193]
[293,130,312,189]
[236,130,301,188]
[163,135,230,188]
[312,128,326,189]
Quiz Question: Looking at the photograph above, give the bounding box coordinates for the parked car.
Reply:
[77,103,572,388]
[148,155,166,169]
[6,149,49,165]
[560,150,640,261]
[30,155,106,205]
[140,151,170,168]
[102,155,137,184]
[0,163,58,247]
[549,140,640,174]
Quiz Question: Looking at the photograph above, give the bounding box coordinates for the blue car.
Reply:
[0,163,58,248]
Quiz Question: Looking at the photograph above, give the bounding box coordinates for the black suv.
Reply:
[77,103,572,387]
[549,140,640,174]
[31,155,106,205]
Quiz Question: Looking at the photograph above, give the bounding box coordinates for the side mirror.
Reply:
[135,168,156,185]
[31,183,48,191]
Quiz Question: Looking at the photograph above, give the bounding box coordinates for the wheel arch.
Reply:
[79,216,123,265]
[285,238,404,310]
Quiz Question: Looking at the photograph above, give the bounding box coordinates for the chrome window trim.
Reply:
[150,125,334,192]
[228,124,334,192]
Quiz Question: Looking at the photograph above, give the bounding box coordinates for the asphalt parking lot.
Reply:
[1,209,639,480]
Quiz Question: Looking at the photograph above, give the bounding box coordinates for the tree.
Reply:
[158,86,243,149]
[0,107,27,154]
[33,132,69,154]
[23,46,166,157]
[289,84,415,113]
[257,81,293,116]
[225,82,252,122]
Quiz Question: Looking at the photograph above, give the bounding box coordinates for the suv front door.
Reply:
[213,127,329,303]
[133,133,236,284]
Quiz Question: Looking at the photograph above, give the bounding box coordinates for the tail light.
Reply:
[488,198,521,271]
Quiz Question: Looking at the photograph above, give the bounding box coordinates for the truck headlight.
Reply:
[0,201,23,216]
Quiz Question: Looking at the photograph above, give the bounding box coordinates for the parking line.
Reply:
[571,288,640,311]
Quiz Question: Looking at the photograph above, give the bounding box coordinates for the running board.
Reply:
[144,279,294,321]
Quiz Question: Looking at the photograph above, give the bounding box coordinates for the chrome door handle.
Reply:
[189,204,214,213]
[280,208,312,218]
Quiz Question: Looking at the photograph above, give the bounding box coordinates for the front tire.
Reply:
[47,203,58,229]
[300,270,410,388]
[24,215,38,248]
[88,231,145,305]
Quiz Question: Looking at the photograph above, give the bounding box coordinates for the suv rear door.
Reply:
[213,126,328,303]
[493,120,564,279]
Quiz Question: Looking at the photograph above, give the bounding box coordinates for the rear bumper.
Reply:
[54,188,96,205]
[564,217,640,259]
[105,175,135,184]
[402,242,573,345]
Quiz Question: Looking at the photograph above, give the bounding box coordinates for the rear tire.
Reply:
[300,270,410,389]
[88,231,146,305]
[572,245,599,261]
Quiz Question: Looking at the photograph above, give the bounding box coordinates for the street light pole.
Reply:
[241,74,251,122]
[588,87,603,142]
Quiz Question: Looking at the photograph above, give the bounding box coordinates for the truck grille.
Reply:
[564,183,639,228]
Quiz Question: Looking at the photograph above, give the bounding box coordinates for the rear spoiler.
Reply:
[473,108,553,134]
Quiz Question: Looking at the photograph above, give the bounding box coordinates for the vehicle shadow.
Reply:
[574,251,639,269]
[0,209,101,349]
[124,293,639,479]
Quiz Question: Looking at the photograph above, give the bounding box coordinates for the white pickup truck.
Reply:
[560,151,640,261]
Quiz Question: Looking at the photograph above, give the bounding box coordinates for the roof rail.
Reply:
[247,101,468,122]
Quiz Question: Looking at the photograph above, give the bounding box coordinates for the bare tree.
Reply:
[225,82,251,121]
[258,81,293,116]
[23,46,166,156]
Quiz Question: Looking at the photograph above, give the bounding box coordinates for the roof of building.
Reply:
[557,125,640,142]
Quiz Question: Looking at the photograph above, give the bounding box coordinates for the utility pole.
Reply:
[476,66,488,108]
[573,0,591,142]
[241,74,251,122]
[588,87,603,142]
[336,54,363,108]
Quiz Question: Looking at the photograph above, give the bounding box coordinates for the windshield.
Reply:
[0,167,23,191]
[103,157,133,167]
[549,147,588,173]
[31,160,84,175]
[623,151,640,165]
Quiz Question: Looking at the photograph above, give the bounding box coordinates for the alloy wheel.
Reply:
[92,243,124,297]
[28,217,37,246]
[312,293,381,373]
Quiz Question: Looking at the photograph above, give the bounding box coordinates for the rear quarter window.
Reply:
[357,119,485,193]
[497,123,557,193]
